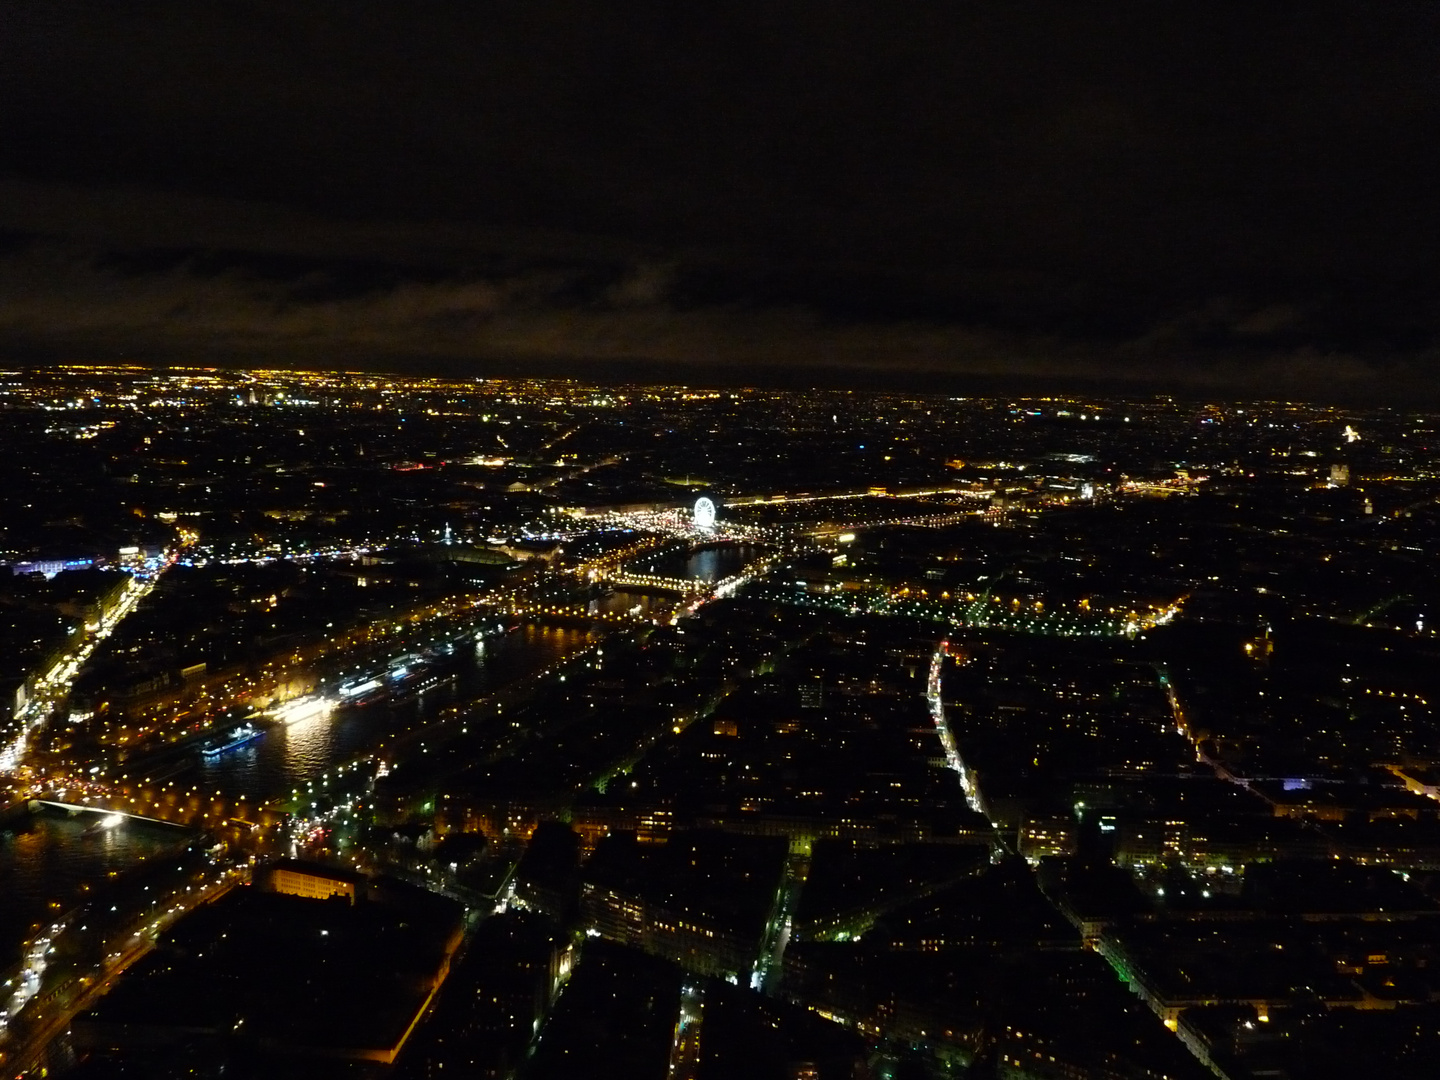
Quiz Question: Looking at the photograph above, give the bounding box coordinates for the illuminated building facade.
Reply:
[266,859,363,904]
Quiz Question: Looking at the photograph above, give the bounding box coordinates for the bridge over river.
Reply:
[26,799,196,832]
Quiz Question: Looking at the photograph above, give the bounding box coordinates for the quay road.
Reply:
[25,618,616,858]
[0,567,169,776]
[270,627,612,830]
[65,587,521,759]
[40,529,773,771]
[68,546,681,766]
[0,858,243,1079]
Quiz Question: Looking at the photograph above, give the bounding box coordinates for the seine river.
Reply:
[1,552,758,969]
[195,623,591,802]
[590,542,762,619]
[0,810,193,972]
[0,622,593,970]
[633,541,761,583]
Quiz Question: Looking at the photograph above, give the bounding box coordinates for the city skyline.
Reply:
[1,365,1439,1075]
[4,4,1440,1076]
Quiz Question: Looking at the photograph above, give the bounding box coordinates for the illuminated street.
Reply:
[2,375,1440,1079]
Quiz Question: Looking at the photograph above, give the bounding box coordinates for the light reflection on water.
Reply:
[197,623,591,801]
[280,709,334,782]
[597,544,764,618]
[0,811,191,968]
[1,623,592,969]
[633,543,762,582]
[590,590,669,619]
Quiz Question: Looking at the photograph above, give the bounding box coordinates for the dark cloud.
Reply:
[0,223,1424,402]
[1,2,1438,398]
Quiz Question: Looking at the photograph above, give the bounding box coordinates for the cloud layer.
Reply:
[0,217,1424,401]
[2,3,1439,399]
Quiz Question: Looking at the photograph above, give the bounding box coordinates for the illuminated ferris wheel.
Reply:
[692,496,717,532]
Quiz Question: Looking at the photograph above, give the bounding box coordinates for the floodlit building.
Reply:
[265,858,365,904]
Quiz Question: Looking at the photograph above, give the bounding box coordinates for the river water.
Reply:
[592,543,762,620]
[196,623,592,802]
[0,809,192,971]
[630,542,762,583]
[0,622,593,970]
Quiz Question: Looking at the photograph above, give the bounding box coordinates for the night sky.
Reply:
[3,2,1438,399]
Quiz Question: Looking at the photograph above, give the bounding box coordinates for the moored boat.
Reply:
[200,722,264,757]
